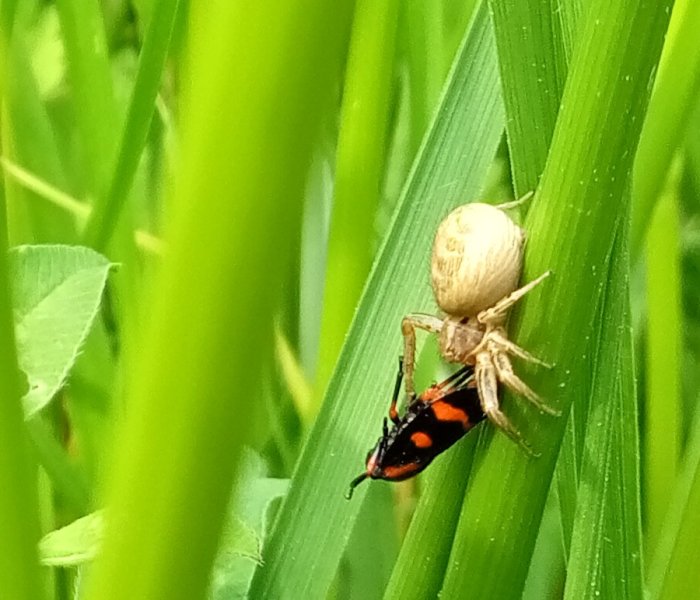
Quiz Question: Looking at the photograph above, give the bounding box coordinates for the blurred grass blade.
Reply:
[563,223,643,599]
[55,0,117,197]
[250,3,505,597]
[0,24,46,600]
[4,32,76,244]
[85,2,354,599]
[0,224,45,600]
[631,0,700,257]
[644,162,682,556]
[403,0,445,154]
[649,411,700,600]
[440,2,672,598]
[315,0,400,394]
[83,0,182,252]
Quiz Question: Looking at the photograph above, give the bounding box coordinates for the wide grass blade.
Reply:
[315,0,400,393]
[563,223,642,599]
[84,3,354,599]
[250,3,505,597]
[440,2,672,598]
[489,0,568,195]
[631,0,700,258]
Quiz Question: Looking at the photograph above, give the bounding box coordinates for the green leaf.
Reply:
[39,510,105,567]
[209,452,289,600]
[10,244,112,418]
[250,3,506,597]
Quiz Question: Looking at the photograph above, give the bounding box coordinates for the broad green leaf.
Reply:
[10,244,112,418]
[250,3,506,597]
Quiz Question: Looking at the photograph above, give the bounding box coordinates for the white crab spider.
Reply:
[402,199,558,453]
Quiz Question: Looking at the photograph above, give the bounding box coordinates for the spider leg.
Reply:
[489,329,553,368]
[401,313,444,403]
[475,353,539,456]
[494,190,534,211]
[490,350,561,416]
[477,271,552,326]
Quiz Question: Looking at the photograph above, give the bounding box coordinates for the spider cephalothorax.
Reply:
[401,200,558,453]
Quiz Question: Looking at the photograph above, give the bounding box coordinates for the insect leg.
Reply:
[388,358,404,424]
[401,313,444,402]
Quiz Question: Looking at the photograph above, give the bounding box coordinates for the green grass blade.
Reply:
[631,0,700,258]
[315,0,400,394]
[440,2,672,598]
[403,0,445,154]
[383,434,481,600]
[250,3,505,597]
[649,412,700,600]
[0,175,44,600]
[644,171,682,556]
[563,223,643,599]
[83,0,182,252]
[54,0,116,198]
[488,0,578,557]
[5,32,76,244]
[489,0,568,195]
[84,3,354,599]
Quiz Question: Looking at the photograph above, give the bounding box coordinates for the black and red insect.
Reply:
[346,359,486,499]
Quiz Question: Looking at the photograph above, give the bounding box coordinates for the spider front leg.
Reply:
[401,313,444,403]
[477,270,552,326]
[474,352,538,456]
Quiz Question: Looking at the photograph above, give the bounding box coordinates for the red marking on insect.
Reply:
[346,359,485,499]
[431,401,469,428]
[410,431,433,448]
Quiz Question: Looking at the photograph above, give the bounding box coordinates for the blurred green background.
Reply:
[0,0,699,599]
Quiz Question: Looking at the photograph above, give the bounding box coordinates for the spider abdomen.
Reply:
[431,203,525,317]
